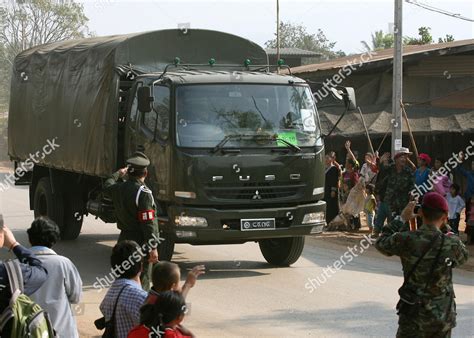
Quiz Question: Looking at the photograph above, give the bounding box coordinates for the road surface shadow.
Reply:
[175,259,273,280]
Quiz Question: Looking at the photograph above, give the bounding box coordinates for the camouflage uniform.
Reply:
[375,219,468,338]
[104,153,160,291]
[381,163,414,218]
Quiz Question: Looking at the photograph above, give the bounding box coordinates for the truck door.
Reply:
[134,85,172,202]
[124,83,142,158]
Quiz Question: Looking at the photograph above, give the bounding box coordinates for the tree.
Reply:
[0,0,89,65]
[361,30,394,51]
[438,34,455,43]
[361,26,455,51]
[0,0,89,110]
[265,22,345,60]
[404,26,433,45]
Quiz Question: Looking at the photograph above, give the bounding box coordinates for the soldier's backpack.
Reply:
[0,259,56,338]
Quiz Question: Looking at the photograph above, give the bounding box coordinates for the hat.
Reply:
[418,153,432,165]
[422,192,448,213]
[394,147,412,159]
[126,151,150,169]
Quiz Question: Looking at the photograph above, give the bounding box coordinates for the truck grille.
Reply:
[205,182,305,201]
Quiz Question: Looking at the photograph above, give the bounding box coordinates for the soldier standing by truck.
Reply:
[104,152,160,290]
[375,192,468,337]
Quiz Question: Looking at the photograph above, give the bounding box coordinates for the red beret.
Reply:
[422,192,448,213]
[418,153,432,165]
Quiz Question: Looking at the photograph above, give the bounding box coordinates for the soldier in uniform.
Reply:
[104,151,160,290]
[375,192,468,338]
[379,148,416,220]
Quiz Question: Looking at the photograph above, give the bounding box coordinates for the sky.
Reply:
[79,0,474,54]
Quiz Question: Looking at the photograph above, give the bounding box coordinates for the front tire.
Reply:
[158,232,175,261]
[259,236,305,266]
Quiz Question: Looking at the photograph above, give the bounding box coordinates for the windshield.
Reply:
[175,84,322,148]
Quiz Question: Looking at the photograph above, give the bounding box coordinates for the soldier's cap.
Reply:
[126,151,150,169]
[394,147,412,159]
[422,192,448,213]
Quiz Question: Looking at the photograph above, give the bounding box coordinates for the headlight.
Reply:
[302,212,325,224]
[312,187,324,195]
[175,216,208,227]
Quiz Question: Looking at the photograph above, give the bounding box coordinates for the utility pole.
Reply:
[276,0,280,73]
[392,0,403,156]
[276,0,280,60]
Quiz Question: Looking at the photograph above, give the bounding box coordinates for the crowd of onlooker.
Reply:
[324,140,474,243]
[0,217,204,338]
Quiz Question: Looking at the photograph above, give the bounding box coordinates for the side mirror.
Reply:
[342,87,357,111]
[137,86,153,113]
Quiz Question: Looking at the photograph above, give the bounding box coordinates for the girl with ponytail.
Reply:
[127,291,193,338]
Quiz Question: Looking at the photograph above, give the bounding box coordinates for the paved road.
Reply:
[1,181,473,337]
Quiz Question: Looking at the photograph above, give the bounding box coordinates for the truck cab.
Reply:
[123,67,327,265]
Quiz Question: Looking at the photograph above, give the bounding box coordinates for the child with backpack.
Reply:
[127,291,194,338]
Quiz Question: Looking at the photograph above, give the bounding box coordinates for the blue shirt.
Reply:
[415,167,431,187]
[457,166,474,200]
[99,278,147,338]
[0,245,48,313]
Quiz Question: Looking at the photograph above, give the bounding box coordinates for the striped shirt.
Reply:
[99,278,147,338]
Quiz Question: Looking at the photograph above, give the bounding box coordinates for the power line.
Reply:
[405,0,474,22]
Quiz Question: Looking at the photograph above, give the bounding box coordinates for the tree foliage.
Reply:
[0,0,89,110]
[265,22,345,60]
[361,30,394,51]
[361,26,455,51]
[404,26,433,45]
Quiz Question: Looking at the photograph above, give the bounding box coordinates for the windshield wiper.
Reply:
[211,134,255,153]
[211,133,301,153]
[271,136,301,152]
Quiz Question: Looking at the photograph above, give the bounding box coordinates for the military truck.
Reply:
[8,29,353,265]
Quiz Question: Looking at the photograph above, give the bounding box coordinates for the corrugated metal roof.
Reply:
[290,39,474,74]
[319,104,474,136]
[265,47,321,57]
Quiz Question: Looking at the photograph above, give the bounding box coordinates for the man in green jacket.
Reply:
[375,192,468,337]
[104,151,160,290]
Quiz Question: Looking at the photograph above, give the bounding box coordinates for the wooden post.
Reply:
[401,100,419,158]
[357,106,375,154]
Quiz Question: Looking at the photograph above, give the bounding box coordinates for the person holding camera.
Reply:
[375,192,468,337]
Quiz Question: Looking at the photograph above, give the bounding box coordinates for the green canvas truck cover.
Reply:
[8,29,268,177]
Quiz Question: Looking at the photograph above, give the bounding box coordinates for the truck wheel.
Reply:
[259,236,305,266]
[158,233,175,261]
[33,177,64,230]
[62,192,84,240]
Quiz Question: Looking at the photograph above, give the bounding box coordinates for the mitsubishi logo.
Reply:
[252,190,262,200]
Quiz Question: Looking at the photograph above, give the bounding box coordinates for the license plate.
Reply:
[240,218,276,231]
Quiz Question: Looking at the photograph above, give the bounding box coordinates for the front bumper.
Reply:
[165,201,326,244]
